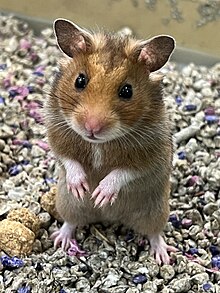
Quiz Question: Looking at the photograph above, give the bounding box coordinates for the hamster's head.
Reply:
[52,19,175,143]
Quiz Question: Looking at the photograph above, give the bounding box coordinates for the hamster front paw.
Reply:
[91,174,121,208]
[91,168,137,208]
[64,159,89,200]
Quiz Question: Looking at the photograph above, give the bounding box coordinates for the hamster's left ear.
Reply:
[138,35,175,72]
[53,18,93,58]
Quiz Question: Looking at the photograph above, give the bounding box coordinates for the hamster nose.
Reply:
[84,117,103,134]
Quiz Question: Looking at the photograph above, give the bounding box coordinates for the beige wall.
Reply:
[1,0,220,57]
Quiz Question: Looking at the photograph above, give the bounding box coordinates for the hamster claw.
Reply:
[50,222,76,251]
[92,178,120,208]
[148,234,178,265]
[67,180,89,200]
[92,188,117,208]
[64,160,89,200]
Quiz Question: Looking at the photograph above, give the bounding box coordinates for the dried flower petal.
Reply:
[181,218,193,228]
[8,165,22,176]
[35,140,50,151]
[132,273,147,284]
[0,255,24,269]
[204,107,215,115]
[0,63,7,70]
[211,255,220,268]
[186,175,200,187]
[187,248,198,255]
[205,115,219,123]
[184,104,197,111]
[175,95,183,105]
[67,239,87,257]
[20,39,31,50]
[12,139,32,148]
[209,245,220,256]
[178,151,186,160]
[17,285,31,293]
[125,231,135,242]
[202,283,211,291]
[169,214,181,228]
[0,96,5,104]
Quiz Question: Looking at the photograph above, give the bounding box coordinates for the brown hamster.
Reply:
[44,18,177,264]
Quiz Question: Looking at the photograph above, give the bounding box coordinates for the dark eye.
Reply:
[118,84,133,100]
[75,73,88,90]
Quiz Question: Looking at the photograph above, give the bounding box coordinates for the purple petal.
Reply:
[209,245,220,256]
[204,107,215,116]
[188,248,198,255]
[181,218,192,228]
[8,165,22,176]
[184,104,197,111]
[29,110,43,123]
[29,52,39,62]
[3,75,12,89]
[132,274,147,284]
[178,151,186,160]
[12,139,32,148]
[0,96,5,104]
[9,86,29,99]
[17,286,31,293]
[186,175,200,187]
[211,255,220,268]
[0,256,24,269]
[175,95,183,105]
[0,64,7,70]
[203,283,211,291]
[125,231,135,242]
[35,140,50,151]
[67,240,87,257]
[205,115,219,123]
[20,39,31,50]
[169,214,181,228]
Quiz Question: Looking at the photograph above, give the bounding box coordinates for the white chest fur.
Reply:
[91,144,103,170]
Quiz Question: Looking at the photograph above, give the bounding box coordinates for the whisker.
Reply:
[44,90,76,108]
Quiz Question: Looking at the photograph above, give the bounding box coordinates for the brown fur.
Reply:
[44,29,173,237]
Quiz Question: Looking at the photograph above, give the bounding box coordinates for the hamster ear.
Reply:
[53,18,92,57]
[138,35,175,72]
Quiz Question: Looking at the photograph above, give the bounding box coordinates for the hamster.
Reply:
[44,18,177,264]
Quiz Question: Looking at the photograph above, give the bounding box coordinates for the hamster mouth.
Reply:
[86,134,98,141]
[67,117,121,143]
[83,133,107,143]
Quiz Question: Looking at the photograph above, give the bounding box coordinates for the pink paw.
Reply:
[66,174,89,200]
[91,178,120,208]
[51,229,72,251]
[149,234,178,265]
[50,223,86,257]
[50,222,74,251]
[64,161,89,200]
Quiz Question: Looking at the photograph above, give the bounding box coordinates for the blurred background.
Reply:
[1,0,220,64]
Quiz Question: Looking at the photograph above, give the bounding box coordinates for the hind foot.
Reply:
[148,234,178,265]
[50,222,86,256]
[51,222,75,250]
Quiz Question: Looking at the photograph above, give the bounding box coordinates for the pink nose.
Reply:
[84,117,103,134]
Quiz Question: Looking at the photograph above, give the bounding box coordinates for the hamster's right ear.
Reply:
[53,18,93,57]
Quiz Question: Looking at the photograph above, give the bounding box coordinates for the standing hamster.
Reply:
[45,18,177,264]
